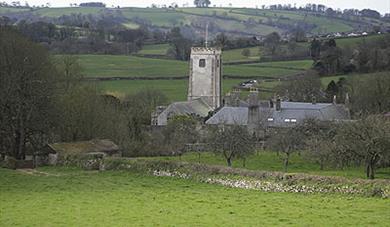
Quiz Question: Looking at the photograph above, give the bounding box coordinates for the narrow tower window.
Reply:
[199,59,206,68]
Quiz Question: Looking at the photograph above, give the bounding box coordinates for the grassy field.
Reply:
[1,167,389,226]
[223,46,261,62]
[72,54,303,79]
[75,55,188,78]
[96,79,247,101]
[151,152,390,179]
[0,7,30,13]
[34,7,104,17]
[7,6,376,36]
[255,60,313,70]
[138,43,170,55]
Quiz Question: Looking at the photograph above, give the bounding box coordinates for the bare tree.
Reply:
[268,127,304,171]
[335,115,390,179]
[209,125,254,167]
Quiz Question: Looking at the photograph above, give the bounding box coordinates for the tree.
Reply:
[335,115,390,179]
[214,33,229,49]
[349,73,390,115]
[0,27,58,160]
[241,48,251,58]
[194,0,211,8]
[209,125,254,167]
[163,116,199,156]
[268,127,304,172]
[310,38,321,62]
[276,70,323,102]
[302,119,337,170]
[263,32,281,56]
[167,27,192,61]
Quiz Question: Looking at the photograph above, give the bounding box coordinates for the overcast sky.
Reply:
[6,0,390,14]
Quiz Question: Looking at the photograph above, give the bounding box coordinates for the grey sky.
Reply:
[6,0,390,14]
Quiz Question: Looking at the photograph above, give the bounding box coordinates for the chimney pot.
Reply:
[276,97,281,111]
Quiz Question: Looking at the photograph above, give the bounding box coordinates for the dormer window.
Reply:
[291,119,297,123]
[267,118,274,122]
[199,59,206,68]
[284,119,291,123]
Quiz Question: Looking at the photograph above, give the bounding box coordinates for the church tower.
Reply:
[187,47,222,110]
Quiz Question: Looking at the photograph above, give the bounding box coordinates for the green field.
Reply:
[152,152,390,179]
[138,43,170,55]
[75,55,188,78]
[255,60,313,70]
[3,6,375,36]
[1,167,389,226]
[222,46,261,62]
[0,7,30,13]
[96,79,247,101]
[72,55,303,79]
[34,7,104,17]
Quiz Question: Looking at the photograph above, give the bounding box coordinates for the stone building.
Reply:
[206,88,351,131]
[152,47,222,126]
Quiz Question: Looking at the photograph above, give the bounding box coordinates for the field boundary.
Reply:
[103,158,390,198]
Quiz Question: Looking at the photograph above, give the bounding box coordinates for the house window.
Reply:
[267,118,274,122]
[291,119,297,123]
[199,59,206,68]
[284,119,291,123]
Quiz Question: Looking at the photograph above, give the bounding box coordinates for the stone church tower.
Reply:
[187,47,222,110]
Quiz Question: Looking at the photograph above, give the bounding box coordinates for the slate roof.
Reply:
[206,101,350,127]
[157,98,213,125]
[206,107,248,125]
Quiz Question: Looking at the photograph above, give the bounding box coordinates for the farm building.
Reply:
[207,89,350,129]
[47,139,121,166]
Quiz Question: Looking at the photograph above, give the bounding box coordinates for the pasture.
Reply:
[0,167,389,226]
[138,43,170,55]
[96,79,247,101]
[74,54,304,79]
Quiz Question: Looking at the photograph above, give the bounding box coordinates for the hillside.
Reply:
[1,6,388,39]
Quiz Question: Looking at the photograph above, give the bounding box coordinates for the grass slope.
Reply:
[8,6,369,35]
[0,167,389,226]
[152,152,390,179]
[96,79,246,101]
[138,43,170,55]
[75,55,188,78]
[33,7,104,17]
[0,7,30,13]
[71,55,303,79]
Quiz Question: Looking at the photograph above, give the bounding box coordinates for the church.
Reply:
[151,47,350,127]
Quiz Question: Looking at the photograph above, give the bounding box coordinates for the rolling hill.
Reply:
[1,6,388,39]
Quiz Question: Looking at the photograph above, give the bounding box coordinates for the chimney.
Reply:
[269,99,274,108]
[231,88,241,107]
[312,96,317,105]
[248,88,260,135]
[333,95,337,105]
[248,87,259,107]
[345,93,350,106]
[275,97,281,111]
